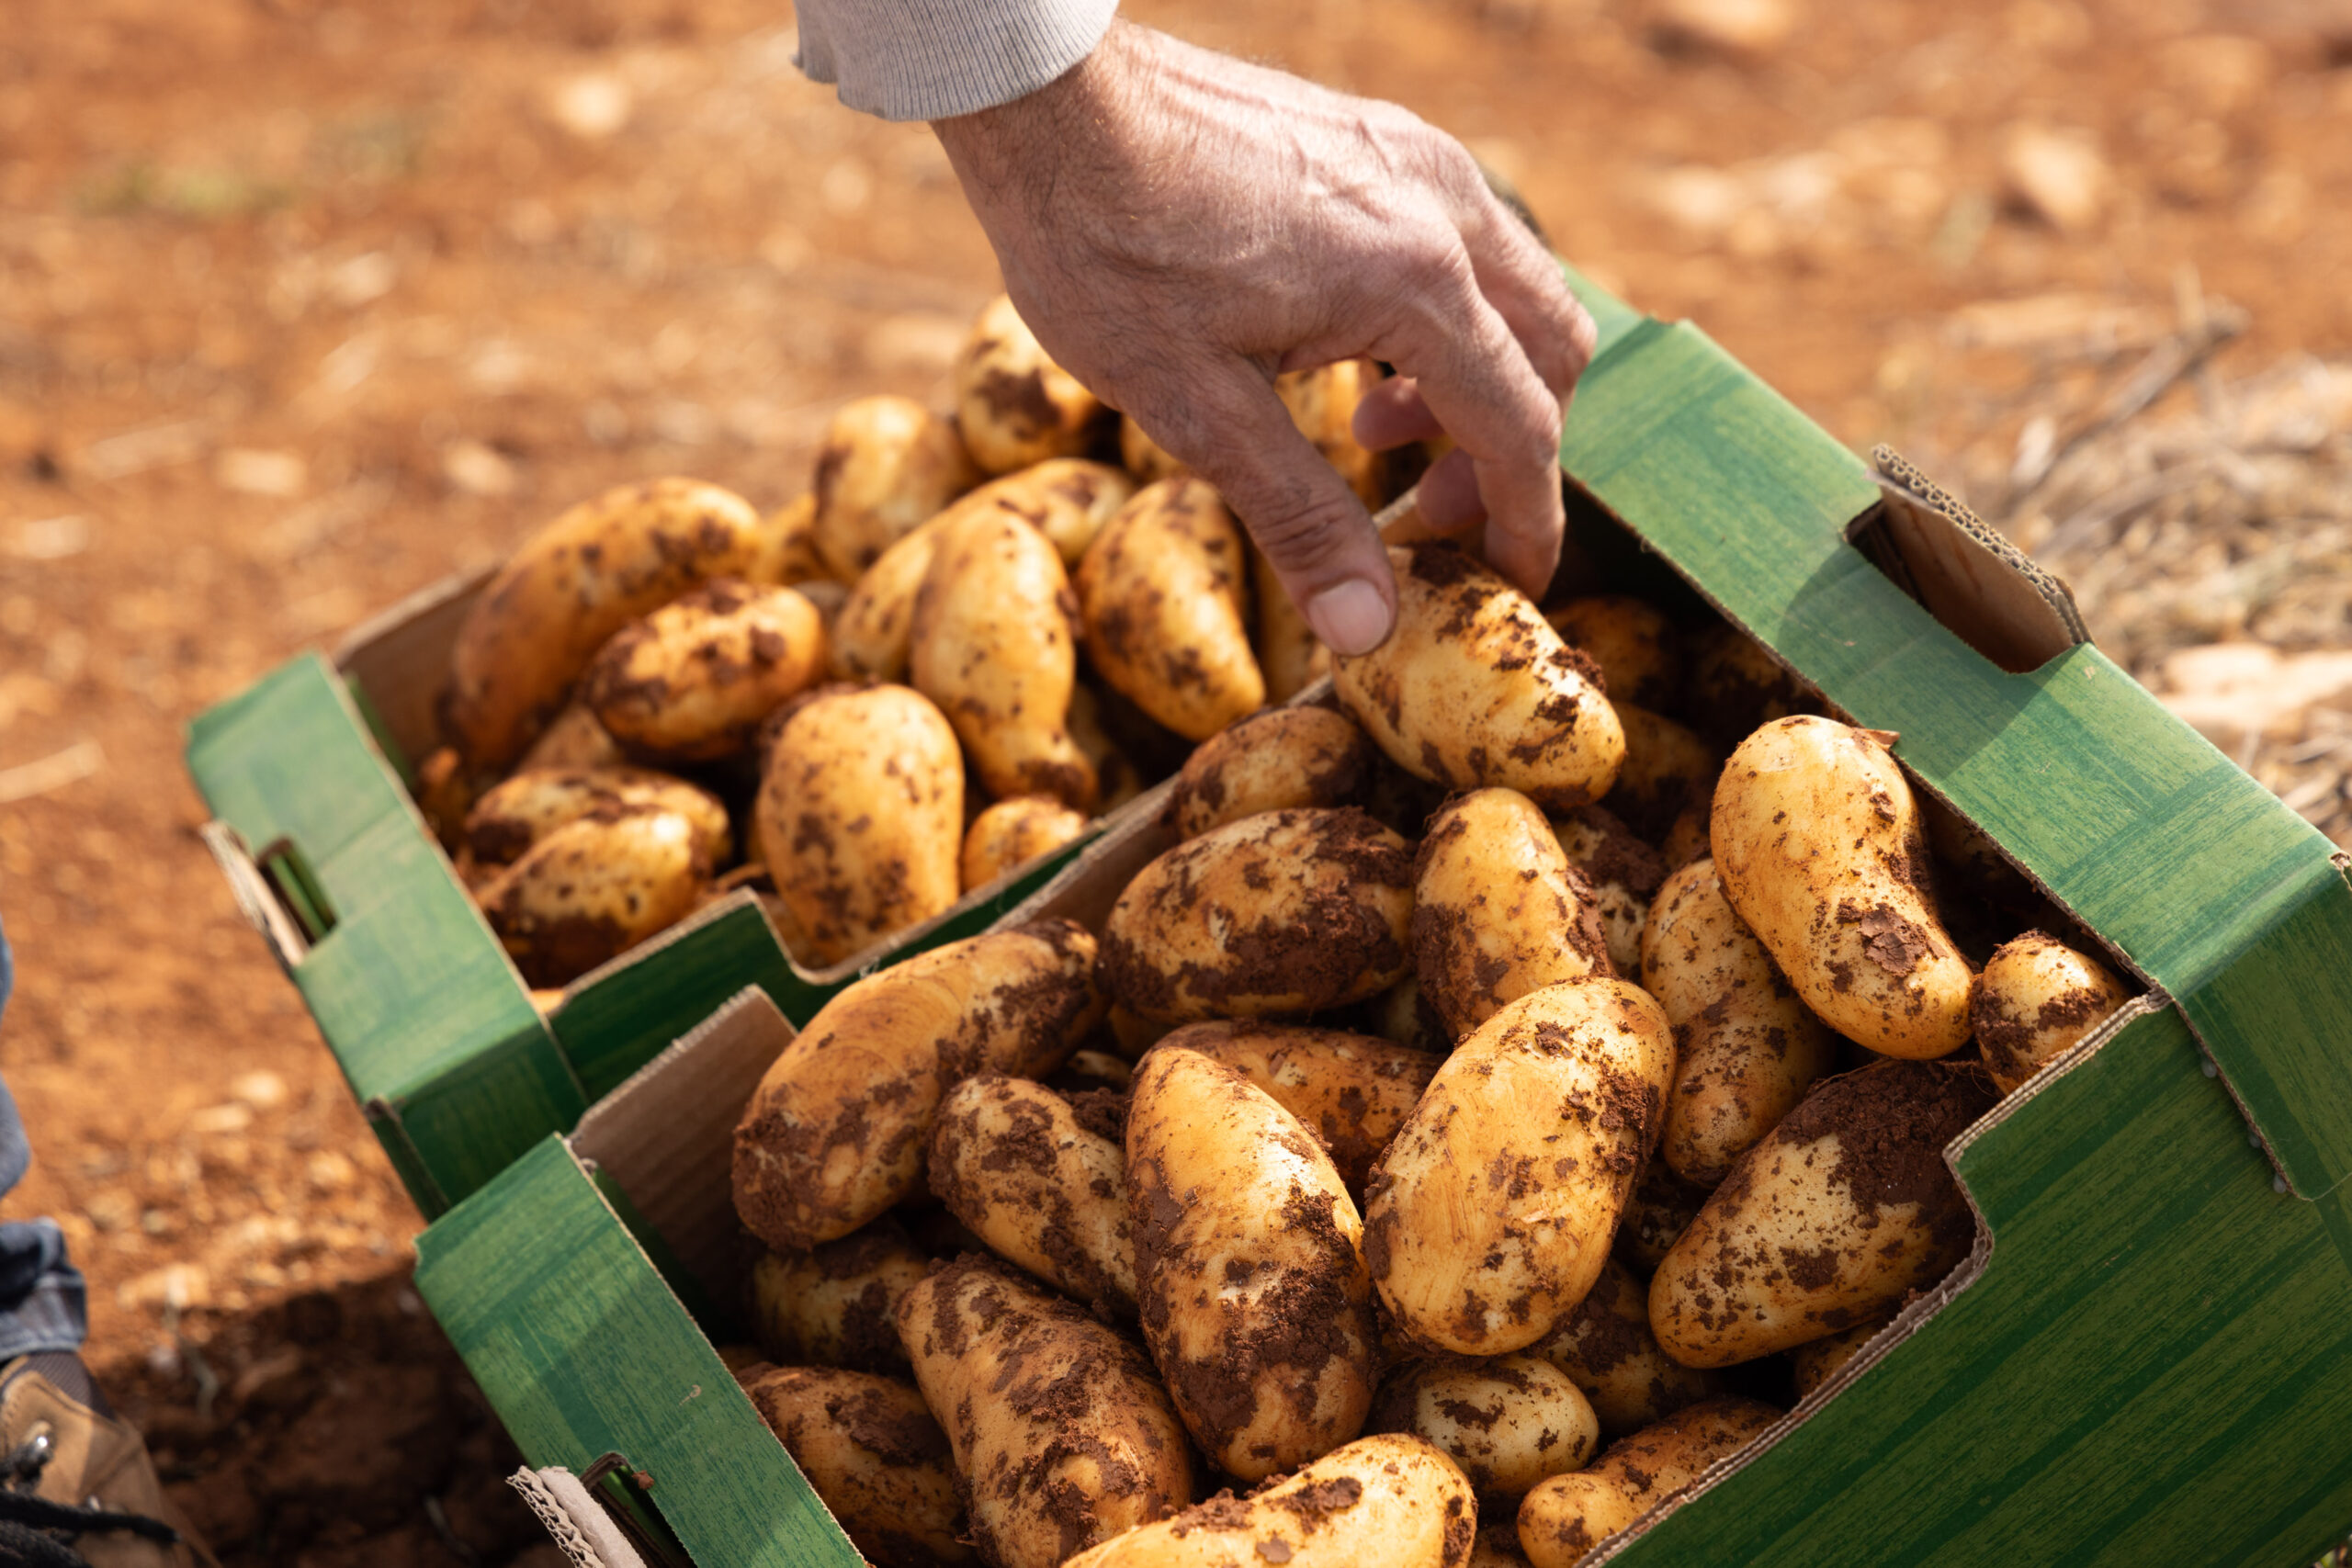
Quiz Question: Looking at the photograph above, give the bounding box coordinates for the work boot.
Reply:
[0,1353,217,1567]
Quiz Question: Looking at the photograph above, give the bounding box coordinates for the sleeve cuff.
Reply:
[795,0,1121,122]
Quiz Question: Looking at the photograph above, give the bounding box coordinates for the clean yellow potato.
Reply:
[1099,807,1414,1022]
[1277,357,1388,505]
[741,1366,971,1566]
[1064,1433,1476,1568]
[1649,1060,1996,1368]
[1603,703,1719,840]
[954,294,1109,475]
[1685,624,1813,749]
[1711,716,1975,1058]
[1516,1398,1781,1568]
[1549,806,1669,977]
[899,1257,1192,1568]
[1612,1163,1709,1274]
[1415,788,1613,1040]
[746,493,830,586]
[1126,1045,1378,1480]
[1250,538,1327,705]
[1544,596,1682,711]
[581,580,827,761]
[1167,705,1377,840]
[1790,1313,1895,1397]
[1368,1355,1600,1500]
[752,683,964,967]
[464,765,729,868]
[732,919,1103,1250]
[928,1074,1136,1315]
[1640,859,1838,1188]
[1528,1258,1719,1438]
[960,795,1091,893]
[1335,544,1625,810]
[1972,931,2131,1093]
[1157,1020,1442,1196]
[809,394,980,581]
[514,700,626,772]
[749,1220,932,1372]
[1365,979,1675,1356]
[830,520,945,683]
[478,809,706,986]
[444,478,763,768]
[1077,477,1266,742]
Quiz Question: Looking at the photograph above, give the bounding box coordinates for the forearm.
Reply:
[795,0,1120,121]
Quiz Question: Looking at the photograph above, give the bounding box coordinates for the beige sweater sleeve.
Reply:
[795,0,1120,121]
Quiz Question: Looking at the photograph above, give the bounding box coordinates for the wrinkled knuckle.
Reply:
[1245,491,1363,572]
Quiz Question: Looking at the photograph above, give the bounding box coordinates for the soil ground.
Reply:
[0,0,2347,1562]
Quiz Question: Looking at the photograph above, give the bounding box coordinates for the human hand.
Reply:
[931,21,1595,655]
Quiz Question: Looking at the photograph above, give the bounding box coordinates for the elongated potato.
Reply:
[1550,806,1668,977]
[954,294,1109,475]
[1711,716,1974,1058]
[1612,1162,1709,1274]
[479,809,706,986]
[987,457,1136,570]
[732,919,1103,1249]
[1078,478,1266,742]
[1157,1021,1442,1195]
[752,683,964,967]
[1790,1312,1894,1397]
[929,1075,1136,1314]
[514,700,627,773]
[465,765,729,867]
[1972,931,2131,1093]
[1516,1398,1780,1568]
[831,521,944,683]
[1415,789,1612,1040]
[1064,1432,1476,1568]
[749,1220,931,1371]
[1365,979,1675,1356]
[1335,545,1625,809]
[1603,704,1718,840]
[582,580,826,761]
[1100,807,1415,1023]
[961,795,1090,892]
[444,478,763,768]
[898,1257,1192,1568]
[1640,859,1838,1188]
[1251,538,1327,704]
[1529,1258,1718,1438]
[741,1366,970,1567]
[1368,1355,1600,1500]
[810,394,979,581]
[1167,705,1377,840]
[1544,596,1681,712]
[1648,1060,1996,1368]
[748,493,830,586]
[1277,358,1387,505]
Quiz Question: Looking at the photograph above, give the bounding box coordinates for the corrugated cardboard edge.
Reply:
[509,1468,648,1568]
[198,821,311,971]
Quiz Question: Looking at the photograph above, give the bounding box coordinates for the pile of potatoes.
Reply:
[714,536,2135,1568]
[413,295,1419,990]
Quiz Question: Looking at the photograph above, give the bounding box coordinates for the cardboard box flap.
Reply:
[334,565,496,771]
[509,1469,648,1568]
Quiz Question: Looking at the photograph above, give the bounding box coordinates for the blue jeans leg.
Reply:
[0,911,88,1357]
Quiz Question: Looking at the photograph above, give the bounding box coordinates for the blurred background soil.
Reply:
[0,0,2347,1562]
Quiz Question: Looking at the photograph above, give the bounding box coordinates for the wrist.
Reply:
[932,20,1145,199]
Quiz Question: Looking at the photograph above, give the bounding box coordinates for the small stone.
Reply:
[119,1264,211,1312]
[230,1069,289,1110]
[214,448,308,499]
[443,439,519,497]
[547,73,631,140]
[187,1102,254,1135]
[1651,0,1796,57]
[2001,125,2110,233]
[305,1150,359,1194]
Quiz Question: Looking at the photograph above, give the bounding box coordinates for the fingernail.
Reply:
[1307,579,1393,658]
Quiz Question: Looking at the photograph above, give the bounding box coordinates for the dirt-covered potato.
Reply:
[732,919,1102,1249]
[1103,1002,1174,1062]
[1078,477,1266,742]
[1549,806,1669,977]
[1157,1021,1441,1196]
[741,1366,970,1567]
[581,580,826,761]
[1529,1258,1718,1438]
[898,1257,1193,1568]
[1367,974,1451,1056]
[464,766,729,868]
[752,683,964,967]
[1657,772,1718,873]
[1063,1432,1476,1568]
[830,520,944,683]
[1167,705,1377,840]
[1515,1398,1780,1568]
[514,700,626,772]
[1613,1163,1709,1274]
[1100,807,1415,1023]
[1126,1045,1378,1479]
[1602,704,1718,841]
[1365,979,1675,1356]
[749,1219,931,1372]
[1416,789,1612,1040]
[1473,1521,1535,1568]
[747,493,830,587]
[478,809,706,986]
[1684,624,1814,750]
[1972,931,2130,1093]
[954,294,1109,475]
[1711,716,1975,1059]
[1544,596,1681,712]
[1648,1060,1996,1367]
[961,795,1091,892]
[810,394,980,581]
[1368,1355,1600,1501]
[1641,859,1837,1188]
[1790,1313,1894,1397]
[1335,545,1625,809]
[989,457,1136,570]
[1250,539,1327,705]
[929,1075,1136,1315]
[1277,357,1387,505]
[443,478,763,769]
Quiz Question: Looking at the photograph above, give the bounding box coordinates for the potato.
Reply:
[1368,1355,1600,1500]
[912,507,1097,808]
[1710,716,1975,1059]
[954,294,1109,475]
[749,1220,931,1371]
[1657,771,1718,872]
[928,1075,1136,1315]
[1611,1163,1708,1274]
[741,1366,970,1567]
[747,493,830,586]
[961,795,1091,892]
[1365,978,1675,1356]
[1601,704,1718,841]
[1277,358,1387,505]
[1062,1433,1475,1568]
[466,766,729,868]
[443,478,763,768]
[990,457,1136,570]
[1335,545,1625,810]
[1078,477,1266,742]
[898,1257,1192,1568]
[478,809,707,986]
[732,919,1103,1249]
[514,700,626,772]
[1049,1053,1136,1096]
[1543,596,1681,711]
[830,522,944,683]
[1473,1521,1535,1568]
[1549,806,1668,977]
[580,580,826,761]
[412,747,479,852]
[1156,1020,1442,1195]
[810,394,980,581]
[1415,789,1612,1040]
[752,683,964,967]
[1684,624,1812,750]
[1251,538,1327,704]
[718,1344,773,1383]
[1119,414,1186,484]
[1528,1258,1718,1438]
[1166,705,1377,840]
[1099,807,1415,1023]
[1069,683,1148,815]
[1368,973,1451,1055]
[1104,1002,1174,1062]
[1790,1313,1894,1397]
[1640,858,1838,1188]
[1648,1060,1996,1368]
[1515,1398,1780,1568]
[1971,931,2131,1093]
